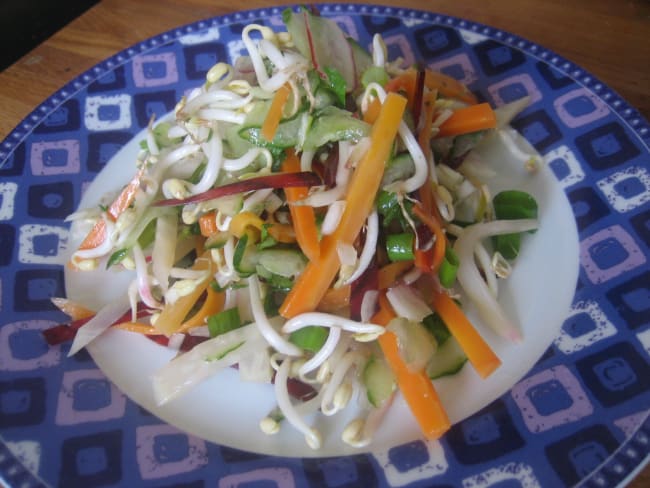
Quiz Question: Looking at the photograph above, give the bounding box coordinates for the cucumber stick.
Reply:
[426,337,468,379]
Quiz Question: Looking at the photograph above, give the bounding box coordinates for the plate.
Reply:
[1,4,649,487]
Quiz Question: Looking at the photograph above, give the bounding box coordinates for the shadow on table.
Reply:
[0,0,99,71]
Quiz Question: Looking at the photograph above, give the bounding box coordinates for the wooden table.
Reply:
[0,0,648,486]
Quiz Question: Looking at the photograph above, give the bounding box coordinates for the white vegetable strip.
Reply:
[282,312,385,336]
[223,148,271,172]
[343,210,379,284]
[68,293,131,356]
[152,213,177,293]
[248,276,302,356]
[321,350,365,416]
[321,201,346,235]
[361,83,428,193]
[153,325,263,404]
[132,244,162,309]
[274,358,322,449]
[385,285,432,323]
[454,219,538,342]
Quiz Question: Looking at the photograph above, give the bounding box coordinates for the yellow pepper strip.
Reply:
[177,286,225,333]
[153,251,213,336]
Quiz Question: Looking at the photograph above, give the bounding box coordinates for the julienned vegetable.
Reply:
[53,6,542,449]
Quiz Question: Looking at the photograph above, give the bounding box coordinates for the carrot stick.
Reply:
[413,204,446,272]
[431,290,501,379]
[424,70,477,105]
[279,93,407,318]
[51,298,95,321]
[282,150,320,261]
[386,69,477,106]
[76,169,145,253]
[372,294,451,439]
[262,83,291,141]
[266,222,297,243]
[437,103,497,138]
[363,97,382,124]
[317,285,351,313]
[114,322,161,335]
[377,261,413,290]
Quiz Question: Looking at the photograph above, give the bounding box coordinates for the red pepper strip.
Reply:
[154,172,322,207]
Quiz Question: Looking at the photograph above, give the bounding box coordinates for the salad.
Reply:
[48,7,542,449]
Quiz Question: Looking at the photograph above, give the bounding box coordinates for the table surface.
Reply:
[0,0,648,486]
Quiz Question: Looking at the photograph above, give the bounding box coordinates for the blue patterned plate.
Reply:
[1,4,649,487]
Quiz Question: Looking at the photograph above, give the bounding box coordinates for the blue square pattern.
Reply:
[527,379,574,415]
[606,271,650,330]
[143,61,169,80]
[153,433,190,464]
[76,446,109,476]
[498,82,528,104]
[387,441,430,473]
[72,379,113,411]
[594,358,637,392]
[613,176,646,199]
[588,237,630,270]
[8,329,49,361]
[563,311,597,338]
[42,149,69,168]
[564,95,598,118]
[32,234,60,258]
[0,378,46,428]
[98,104,122,122]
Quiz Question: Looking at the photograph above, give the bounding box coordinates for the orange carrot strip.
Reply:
[228,211,264,238]
[373,294,451,439]
[386,69,477,106]
[282,150,320,261]
[413,204,446,272]
[154,252,213,336]
[198,211,218,237]
[437,103,497,138]
[51,298,95,321]
[107,168,145,221]
[424,70,477,105]
[114,322,161,335]
[377,260,414,290]
[431,290,501,379]
[280,93,407,318]
[76,169,145,254]
[266,222,297,243]
[317,285,351,313]
[177,286,225,332]
[261,83,291,141]
[363,97,382,124]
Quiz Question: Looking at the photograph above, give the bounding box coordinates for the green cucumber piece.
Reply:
[233,234,259,277]
[303,106,370,150]
[257,249,307,278]
[426,337,468,379]
[363,355,396,408]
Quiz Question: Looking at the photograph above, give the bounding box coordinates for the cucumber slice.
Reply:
[426,337,468,379]
[363,355,396,408]
[239,101,307,150]
[382,152,416,187]
[303,106,370,150]
[233,234,259,277]
[257,249,307,278]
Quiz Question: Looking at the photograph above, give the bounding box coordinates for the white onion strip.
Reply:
[68,293,131,356]
[282,312,384,336]
[385,285,432,323]
[454,219,538,342]
[248,276,302,356]
[343,210,379,285]
[274,358,322,449]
